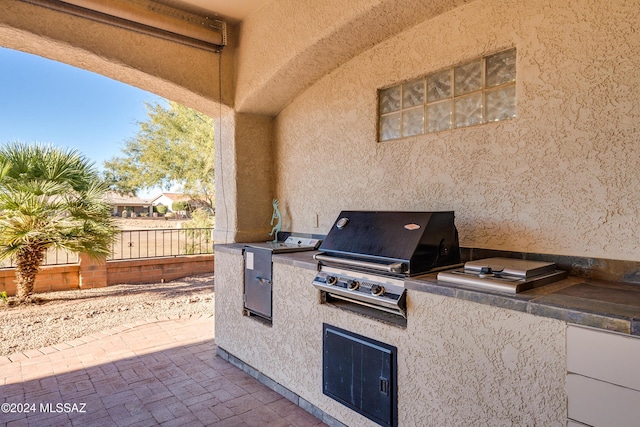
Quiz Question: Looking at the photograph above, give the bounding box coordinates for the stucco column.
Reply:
[213,109,275,243]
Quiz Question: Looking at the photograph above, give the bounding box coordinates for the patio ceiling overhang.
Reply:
[231,0,475,116]
[15,0,473,117]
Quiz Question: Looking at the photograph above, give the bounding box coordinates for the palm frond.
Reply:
[0,143,118,265]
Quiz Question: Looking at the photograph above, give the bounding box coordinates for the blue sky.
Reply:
[0,46,165,172]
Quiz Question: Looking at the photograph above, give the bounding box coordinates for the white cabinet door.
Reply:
[567,373,640,427]
[567,325,640,427]
[567,325,640,391]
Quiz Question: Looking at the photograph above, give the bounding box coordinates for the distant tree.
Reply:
[103,101,215,208]
[0,143,118,303]
[171,200,190,212]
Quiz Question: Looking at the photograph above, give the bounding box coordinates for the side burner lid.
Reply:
[463,258,556,278]
[437,257,568,293]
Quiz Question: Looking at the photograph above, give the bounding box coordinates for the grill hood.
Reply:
[316,211,460,276]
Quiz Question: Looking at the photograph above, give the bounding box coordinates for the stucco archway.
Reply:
[0,0,255,243]
[2,0,478,244]
[0,0,234,117]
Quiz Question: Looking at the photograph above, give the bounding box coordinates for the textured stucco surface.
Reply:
[213,111,275,243]
[274,0,640,261]
[235,0,474,115]
[214,251,567,426]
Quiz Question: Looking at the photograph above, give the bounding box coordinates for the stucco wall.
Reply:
[214,250,567,426]
[274,0,640,261]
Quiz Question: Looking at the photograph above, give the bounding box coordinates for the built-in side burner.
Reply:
[437,257,567,293]
[244,236,321,322]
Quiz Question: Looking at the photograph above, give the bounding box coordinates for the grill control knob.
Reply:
[326,275,338,285]
[346,280,359,291]
[370,284,385,296]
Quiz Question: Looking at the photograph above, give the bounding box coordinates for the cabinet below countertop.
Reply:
[567,326,640,426]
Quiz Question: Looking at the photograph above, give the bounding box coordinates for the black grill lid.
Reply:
[318,211,460,275]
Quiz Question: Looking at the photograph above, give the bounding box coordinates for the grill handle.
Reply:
[314,253,406,273]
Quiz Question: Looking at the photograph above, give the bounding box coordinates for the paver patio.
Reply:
[0,315,326,426]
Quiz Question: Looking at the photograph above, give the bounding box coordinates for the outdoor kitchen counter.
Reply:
[216,243,640,335]
[245,247,640,337]
[216,244,578,425]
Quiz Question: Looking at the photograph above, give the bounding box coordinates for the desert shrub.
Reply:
[183,208,214,229]
[182,208,214,254]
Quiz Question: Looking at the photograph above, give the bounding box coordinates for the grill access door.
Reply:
[323,324,398,427]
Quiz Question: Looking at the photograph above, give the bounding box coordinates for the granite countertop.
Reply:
[406,274,640,336]
[215,244,640,336]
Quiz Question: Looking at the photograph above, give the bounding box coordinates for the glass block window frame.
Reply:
[378,48,516,142]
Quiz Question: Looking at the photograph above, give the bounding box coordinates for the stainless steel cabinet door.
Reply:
[244,248,273,320]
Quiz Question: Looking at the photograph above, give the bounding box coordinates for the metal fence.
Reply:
[108,228,215,260]
[0,248,79,269]
[0,228,214,268]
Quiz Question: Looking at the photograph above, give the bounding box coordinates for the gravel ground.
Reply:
[0,274,214,357]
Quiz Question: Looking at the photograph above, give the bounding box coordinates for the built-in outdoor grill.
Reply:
[312,211,461,319]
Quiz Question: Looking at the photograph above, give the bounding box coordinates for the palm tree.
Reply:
[0,142,118,303]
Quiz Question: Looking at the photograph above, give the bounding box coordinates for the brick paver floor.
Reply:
[0,315,326,426]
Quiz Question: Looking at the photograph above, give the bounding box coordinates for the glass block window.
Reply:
[378,48,516,141]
